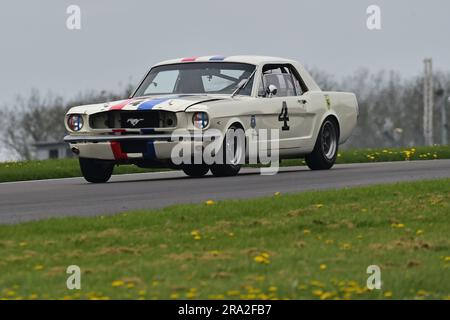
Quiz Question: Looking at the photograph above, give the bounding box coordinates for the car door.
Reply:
[256,64,309,151]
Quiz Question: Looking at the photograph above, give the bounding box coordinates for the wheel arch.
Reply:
[223,117,246,131]
[314,112,341,145]
[323,114,340,139]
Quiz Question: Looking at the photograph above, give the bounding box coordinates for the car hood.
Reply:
[67,95,229,115]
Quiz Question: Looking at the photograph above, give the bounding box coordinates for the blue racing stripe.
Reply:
[137,98,170,110]
[140,128,155,135]
[209,55,226,61]
[143,141,157,160]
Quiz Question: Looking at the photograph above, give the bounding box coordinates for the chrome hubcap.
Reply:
[322,121,337,160]
[225,130,244,165]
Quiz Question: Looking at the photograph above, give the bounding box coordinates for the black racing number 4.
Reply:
[278,101,290,131]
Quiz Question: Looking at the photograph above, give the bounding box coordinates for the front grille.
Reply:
[89,110,177,129]
[120,111,159,128]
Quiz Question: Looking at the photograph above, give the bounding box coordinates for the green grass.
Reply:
[1,145,449,183]
[0,179,449,300]
[0,158,164,182]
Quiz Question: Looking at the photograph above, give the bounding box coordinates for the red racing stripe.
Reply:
[181,56,198,62]
[109,99,132,110]
[110,141,128,160]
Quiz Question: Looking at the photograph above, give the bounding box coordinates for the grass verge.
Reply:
[1,145,449,183]
[0,179,449,300]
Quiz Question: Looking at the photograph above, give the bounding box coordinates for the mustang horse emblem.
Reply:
[126,118,144,126]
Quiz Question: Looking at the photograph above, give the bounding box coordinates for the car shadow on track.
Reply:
[94,166,352,185]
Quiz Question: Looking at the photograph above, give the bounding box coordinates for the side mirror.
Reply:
[266,84,277,97]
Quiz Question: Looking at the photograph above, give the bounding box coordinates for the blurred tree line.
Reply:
[0,86,133,160]
[309,67,450,149]
[0,69,449,160]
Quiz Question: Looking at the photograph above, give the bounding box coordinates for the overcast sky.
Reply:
[1,0,449,106]
[0,0,449,160]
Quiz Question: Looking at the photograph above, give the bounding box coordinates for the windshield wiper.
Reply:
[231,69,256,98]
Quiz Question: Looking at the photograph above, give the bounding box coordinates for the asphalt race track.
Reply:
[1,160,450,224]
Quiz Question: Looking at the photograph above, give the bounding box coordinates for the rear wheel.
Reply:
[182,164,210,177]
[305,118,339,170]
[79,158,114,183]
[210,125,244,177]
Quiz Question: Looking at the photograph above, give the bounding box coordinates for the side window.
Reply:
[258,65,297,97]
[288,65,307,96]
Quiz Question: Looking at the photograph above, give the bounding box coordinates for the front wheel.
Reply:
[210,125,244,177]
[182,164,210,177]
[305,119,339,170]
[79,158,114,183]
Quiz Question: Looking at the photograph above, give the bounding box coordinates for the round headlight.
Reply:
[67,114,84,131]
[192,112,209,129]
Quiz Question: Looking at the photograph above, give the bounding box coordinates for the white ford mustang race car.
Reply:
[64,55,358,183]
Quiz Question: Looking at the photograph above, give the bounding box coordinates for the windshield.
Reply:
[133,62,256,97]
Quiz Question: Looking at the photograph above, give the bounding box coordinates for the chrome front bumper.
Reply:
[64,132,219,143]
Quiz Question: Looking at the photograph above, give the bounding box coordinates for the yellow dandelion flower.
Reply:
[226,290,240,296]
[152,281,160,287]
[444,256,450,262]
[170,293,180,299]
[205,200,216,205]
[33,265,44,271]
[312,289,323,296]
[417,290,428,296]
[186,292,196,299]
[6,290,16,297]
[268,286,278,292]
[127,283,135,289]
[416,229,424,235]
[261,252,270,259]
[254,256,266,263]
[384,291,393,298]
[111,280,125,287]
[274,192,281,196]
[138,290,146,296]
[325,239,334,244]
[320,292,336,300]
[303,229,311,235]
[320,264,327,270]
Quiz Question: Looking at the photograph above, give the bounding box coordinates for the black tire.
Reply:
[305,118,339,170]
[79,158,114,183]
[210,125,244,177]
[182,164,210,177]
